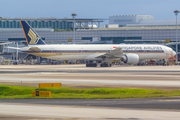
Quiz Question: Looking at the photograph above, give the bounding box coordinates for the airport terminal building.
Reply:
[0,15,180,60]
[0,17,103,29]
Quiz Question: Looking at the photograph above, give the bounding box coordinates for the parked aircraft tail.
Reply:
[20,20,46,45]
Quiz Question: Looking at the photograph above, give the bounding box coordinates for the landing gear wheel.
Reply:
[100,63,111,67]
[86,63,97,67]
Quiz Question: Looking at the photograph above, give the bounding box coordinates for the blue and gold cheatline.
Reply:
[20,21,46,45]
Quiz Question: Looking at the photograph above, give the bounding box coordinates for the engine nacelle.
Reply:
[121,54,139,64]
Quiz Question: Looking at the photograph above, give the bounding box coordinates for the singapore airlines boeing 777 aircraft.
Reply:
[19,20,176,67]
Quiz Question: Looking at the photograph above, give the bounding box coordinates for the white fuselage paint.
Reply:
[20,44,176,61]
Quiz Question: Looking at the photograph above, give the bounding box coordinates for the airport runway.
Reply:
[0,65,180,89]
[1,98,180,120]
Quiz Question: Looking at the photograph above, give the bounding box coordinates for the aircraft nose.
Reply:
[173,51,176,56]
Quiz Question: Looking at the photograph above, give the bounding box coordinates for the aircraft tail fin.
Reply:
[20,20,46,45]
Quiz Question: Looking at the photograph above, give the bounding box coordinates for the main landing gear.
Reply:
[100,63,111,67]
[86,63,97,67]
[86,63,111,67]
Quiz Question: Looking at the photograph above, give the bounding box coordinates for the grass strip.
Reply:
[0,85,180,99]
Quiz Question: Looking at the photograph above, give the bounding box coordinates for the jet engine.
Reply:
[121,54,139,64]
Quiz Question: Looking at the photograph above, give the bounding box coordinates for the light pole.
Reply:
[16,41,18,64]
[71,13,77,44]
[174,10,179,61]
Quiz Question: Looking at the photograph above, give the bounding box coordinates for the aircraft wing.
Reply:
[96,47,123,58]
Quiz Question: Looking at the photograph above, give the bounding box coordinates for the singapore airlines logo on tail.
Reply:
[28,28,39,44]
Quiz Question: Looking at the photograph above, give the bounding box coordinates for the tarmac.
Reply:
[0,64,180,120]
[0,65,180,89]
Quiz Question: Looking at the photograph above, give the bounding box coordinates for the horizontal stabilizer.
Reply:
[5,47,20,49]
[0,42,13,45]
